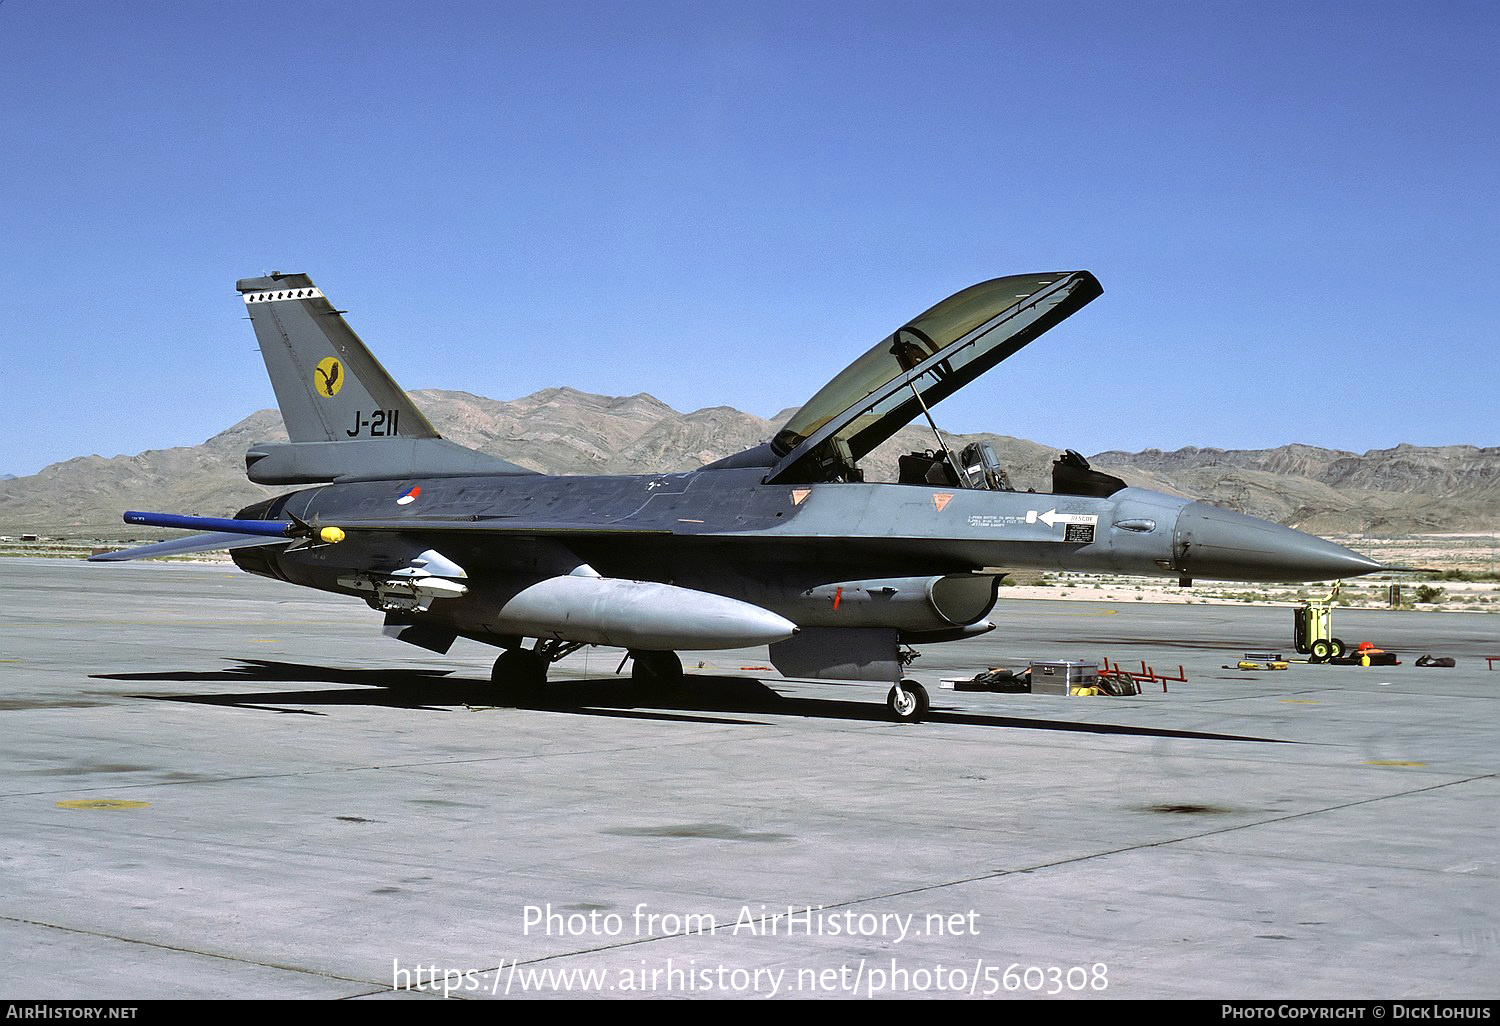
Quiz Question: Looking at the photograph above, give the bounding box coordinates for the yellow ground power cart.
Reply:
[1293,582,1348,662]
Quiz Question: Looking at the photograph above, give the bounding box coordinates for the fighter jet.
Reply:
[94,270,1386,720]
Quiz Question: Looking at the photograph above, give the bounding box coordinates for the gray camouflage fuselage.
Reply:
[98,269,1389,701]
[234,467,1380,644]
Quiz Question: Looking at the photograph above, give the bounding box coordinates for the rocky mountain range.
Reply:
[1,388,1494,538]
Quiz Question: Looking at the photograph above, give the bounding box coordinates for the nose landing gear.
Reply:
[887,679,930,722]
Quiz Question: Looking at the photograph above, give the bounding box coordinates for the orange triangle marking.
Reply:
[792,489,811,506]
[933,493,954,512]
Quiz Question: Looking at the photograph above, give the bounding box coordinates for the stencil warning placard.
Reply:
[1063,523,1096,544]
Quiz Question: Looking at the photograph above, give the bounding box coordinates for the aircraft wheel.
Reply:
[1309,639,1332,663]
[631,651,684,696]
[492,648,548,701]
[887,679,929,723]
[1330,638,1347,659]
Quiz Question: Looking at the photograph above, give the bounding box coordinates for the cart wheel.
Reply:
[1310,639,1333,662]
[1330,638,1347,659]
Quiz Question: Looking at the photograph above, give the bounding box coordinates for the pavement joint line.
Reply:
[818,770,1500,905]
[0,913,387,991]
[1160,836,1500,878]
[338,987,429,1000]
[23,778,1490,977]
[10,561,1499,997]
[417,770,1500,973]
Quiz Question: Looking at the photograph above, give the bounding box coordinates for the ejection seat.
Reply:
[1051,450,1126,498]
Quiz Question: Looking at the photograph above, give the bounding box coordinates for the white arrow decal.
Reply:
[1027,509,1099,529]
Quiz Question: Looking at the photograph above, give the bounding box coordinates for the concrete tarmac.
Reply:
[2,558,1497,1000]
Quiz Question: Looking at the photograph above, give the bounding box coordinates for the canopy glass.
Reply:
[766,271,1102,483]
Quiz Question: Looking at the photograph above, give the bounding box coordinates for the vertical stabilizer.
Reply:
[237,272,440,443]
[234,272,532,484]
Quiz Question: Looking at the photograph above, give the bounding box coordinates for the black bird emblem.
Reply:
[316,360,341,397]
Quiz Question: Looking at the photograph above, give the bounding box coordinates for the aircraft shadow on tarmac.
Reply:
[90,658,1280,742]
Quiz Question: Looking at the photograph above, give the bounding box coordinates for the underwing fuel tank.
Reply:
[481,575,799,651]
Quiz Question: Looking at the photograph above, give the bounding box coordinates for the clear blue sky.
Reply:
[2,0,1496,476]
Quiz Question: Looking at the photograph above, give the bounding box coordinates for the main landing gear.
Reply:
[490,643,686,702]
[493,643,927,722]
[490,639,583,701]
[887,679,930,723]
[630,650,684,696]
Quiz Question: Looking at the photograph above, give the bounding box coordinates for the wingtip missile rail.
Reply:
[122,511,345,544]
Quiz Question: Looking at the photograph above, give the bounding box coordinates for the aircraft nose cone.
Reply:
[1175,501,1385,582]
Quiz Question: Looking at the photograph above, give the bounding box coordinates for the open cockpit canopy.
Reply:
[765,271,1102,484]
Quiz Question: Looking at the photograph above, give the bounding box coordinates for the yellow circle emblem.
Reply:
[314,356,345,398]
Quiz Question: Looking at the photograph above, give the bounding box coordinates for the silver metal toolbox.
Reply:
[1029,660,1099,696]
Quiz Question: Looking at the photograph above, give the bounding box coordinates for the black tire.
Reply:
[1330,638,1347,659]
[1309,638,1333,662]
[631,651,684,696]
[887,680,929,723]
[492,648,547,701]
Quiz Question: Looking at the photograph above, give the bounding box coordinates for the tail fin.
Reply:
[238,272,439,443]
[235,272,529,484]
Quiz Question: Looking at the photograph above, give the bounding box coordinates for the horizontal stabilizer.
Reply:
[88,532,292,562]
[244,438,530,485]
